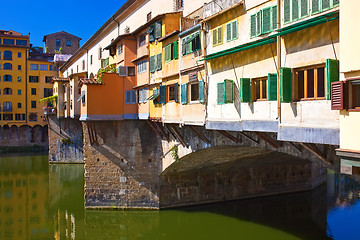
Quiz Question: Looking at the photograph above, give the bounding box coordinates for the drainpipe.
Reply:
[113,17,120,35]
[277,0,281,122]
[201,22,209,124]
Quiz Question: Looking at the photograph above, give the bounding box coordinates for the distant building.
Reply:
[43,31,81,55]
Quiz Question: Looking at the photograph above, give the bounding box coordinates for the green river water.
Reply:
[0,155,359,240]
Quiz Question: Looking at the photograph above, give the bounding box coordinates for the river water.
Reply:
[0,155,359,240]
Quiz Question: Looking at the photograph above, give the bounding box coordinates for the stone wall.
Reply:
[48,116,83,163]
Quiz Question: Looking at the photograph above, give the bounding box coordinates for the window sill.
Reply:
[294,97,326,102]
[347,108,360,112]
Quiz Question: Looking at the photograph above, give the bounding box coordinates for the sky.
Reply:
[0,0,127,48]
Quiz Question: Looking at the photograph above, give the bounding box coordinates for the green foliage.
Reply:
[39,95,58,106]
[54,47,62,54]
[170,145,179,162]
[61,138,73,145]
[96,64,117,83]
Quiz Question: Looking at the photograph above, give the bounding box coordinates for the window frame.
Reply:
[226,20,238,42]
[251,77,268,101]
[212,26,223,46]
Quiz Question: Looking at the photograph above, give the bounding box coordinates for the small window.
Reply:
[147,12,152,22]
[56,39,61,50]
[18,90,21,95]
[128,67,135,76]
[18,65,21,70]
[40,64,48,71]
[295,66,325,100]
[45,76,52,83]
[16,40,27,46]
[139,34,146,47]
[212,26,223,46]
[3,114,13,120]
[4,75,12,82]
[31,88,36,95]
[3,102,13,112]
[30,64,39,70]
[98,47,102,60]
[252,77,267,101]
[82,60,85,70]
[18,77,21,82]
[90,55,93,65]
[4,63,12,70]
[126,90,136,104]
[29,113,37,122]
[175,0,183,10]
[18,52,21,58]
[4,88,12,95]
[190,82,199,102]
[29,76,39,83]
[18,103,22,108]
[66,40,71,46]
[117,44,123,54]
[31,101,36,109]
[168,85,176,102]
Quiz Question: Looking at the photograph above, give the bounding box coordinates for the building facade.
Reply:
[43,31,81,55]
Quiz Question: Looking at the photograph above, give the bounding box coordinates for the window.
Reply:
[18,65,21,70]
[251,6,277,38]
[30,64,39,70]
[139,34,146,47]
[295,65,325,100]
[4,63,12,70]
[18,103,22,108]
[252,77,267,100]
[4,88,12,95]
[82,60,85,70]
[77,65,79,72]
[176,0,184,9]
[18,90,21,95]
[217,79,234,104]
[3,114,13,120]
[117,44,123,54]
[31,101,36,109]
[98,47,102,60]
[66,40,71,46]
[16,40,27,46]
[3,102,12,112]
[56,39,61,50]
[4,75,12,82]
[137,60,147,73]
[212,26,223,46]
[18,77,21,82]
[190,82,199,102]
[15,114,25,121]
[29,76,39,83]
[29,113,37,122]
[31,88,36,95]
[156,53,162,71]
[3,39,14,45]
[138,88,147,103]
[90,55,93,65]
[183,32,201,55]
[3,50,12,60]
[45,76,52,83]
[167,85,177,102]
[150,53,162,73]
[126,90,136,104]
[148,21,162,42]
[49,65,56,71]
[18,52,21,58]
[40,65,48,71]
[128,67,135,76]
[147,12,152,22]
[164,41,179,62]
[226,20,238,42]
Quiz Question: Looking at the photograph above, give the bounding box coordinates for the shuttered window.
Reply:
[174,83,179,103]
[183,32,201,55]
[271,6,278,30]
[226,20,238,42]
[330,81,344,110]
[154,21,162,39]
[284,0,291,24]
[239,78,251,103]
[159,85,166,104]
[312,0,320,14]
[268,73,278,101]
[217,80,233,104]
[326,59,340,100]
[156,53,162,71]
[181,83,187,104]
[199,80,205,103]
[213,26,223,46]
[217,82,225,104]
[118,66,127,76]
[251,6,277,38]
[164,41,179,62]
[262,8,272,34]
[126,90,136,104]
[256,11,262,36]
[321,0,330,11]
[300,0,309,18]
[250,14,257,38]
[150,56,156,73]
[164,44,172,63]
[280,67,293,102]
[173,40,178,59]
[292,0,299,21]
[138,88,148,103]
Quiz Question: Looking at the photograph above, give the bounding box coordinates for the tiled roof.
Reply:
[52,77,69,82]
[79,78,103,85]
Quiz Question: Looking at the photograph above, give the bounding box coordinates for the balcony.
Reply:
[44,107,57,115]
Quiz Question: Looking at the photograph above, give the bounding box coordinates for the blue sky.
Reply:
[0,0,127,48]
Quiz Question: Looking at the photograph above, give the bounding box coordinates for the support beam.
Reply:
[146,120,163,139]
[100,123,106,143]
[255,132,282,148]
[168,125,188,148]
[87,122,93,145]
[92,122,99,145]
[113,121,118,138]
[238,131,259,144]
[155,122,170,142]
[288,141,302,153]
[217,130,241,143]
[190,126,211,144]
[299,142,330,166]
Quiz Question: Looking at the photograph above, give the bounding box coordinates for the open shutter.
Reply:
[181,83,187,104]
[331,81,345,110]
[300,0,309,18]
[250,14,257,38]
[326,59,340,99]
[239,78,251,103]
[312,0,320,14]
[271,6,277,30]
[262,7,271,34]
[224,79,234,103]
[232,21,238,39]
[217,82,225,104]
[150,56,155,73]
[156,53,162,71]
[159,85,166,104]
[217,26,223,45]
[284,0,291,23]
[321,0,330,11]
[173,40,178,59]
[268,73,278,101]
[148,25,155,42]
[154,21,162,39]
[256,10,262,36]
[174,83,179,103]
[226,23,232,42]
[199,80,205,103]
[164,45,170,62]
[292,0,299,21]
[213,29,218,45]
[280,67,292,102]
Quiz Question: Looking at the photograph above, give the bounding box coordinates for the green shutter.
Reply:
[174,83,179,103]
[156,53,162,71]
[321,0,330,11]
[159,85,166,104]
[199,80,205,103]
[312,0,320,14]
[326,59,340,100]
[280,67,292,103]
[262,7,271,34]
[217,82,225,104]
[284,0,291,23]
[182,38,187,55]
[150,55,155,73]
[154,21,162,39]
[232,21,238,39]
[239,78,251,103]
[292,0,299,21]
[181,83,187,104]
[173,40,178,59]
[213,29,218,45]
[226,23,232,42]
[268,73,278,101]
[256,10,262,36]
[271,6,277,30]
[300,0,309,18]
[224,79,234,103]
[218,26,223,44]
[194,34,201,51]
[332,0,339,7]
[250,14,257,38]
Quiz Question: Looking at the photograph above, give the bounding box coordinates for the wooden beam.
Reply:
[93,122,99,145]
[87,122,93,145]
[155,122,170,142]
[169,125,189,148]
[288,141,302,153]
[146,120,162,139]
[238,131,259,144]
[255,132,282,148]
[190,125,211,144]
[217,130,241,143]
[299,142,330,166]
[100,123,106,143]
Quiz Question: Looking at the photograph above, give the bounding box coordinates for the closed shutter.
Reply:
[181,83,187,104]
[154,21,162,39]
[217,26,223,45]
[199,80,205,103]
[284,0,291,23]
[232,21,238,39]
[126,91,131,104]
[250,14,257,38]
[331,81,345,110]
[326,59,340,100]
[174,83,179,103]
[150,56,155,73]
[256,11,262,36]
[213,29,218,45]
[321,0,330,11]
[300,0,309,18]
[262,7,271,34]
[164,45,171,62]
[131,90,136,104]
[118,66,127,76]
[217,82,225,104]
[332,0,339,6]
[312,0,320,14]
[280,67,292,102]
[268,73,278,101]
[292,0,299,21]
[271,6,277,30]
[182,37,187,55]
[239,78,251,103]
[159,85,166,104]
[226,23,232,42]
[224,79,234,103]
[173,40,178,59]
[156,53,162,71]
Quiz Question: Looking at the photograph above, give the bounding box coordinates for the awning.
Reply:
[147,90,159,100]
[77,91,85,102]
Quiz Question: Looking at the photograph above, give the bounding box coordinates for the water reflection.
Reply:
[0,156,360,240]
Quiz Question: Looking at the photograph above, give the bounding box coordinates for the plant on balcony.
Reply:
[39,95,58,107]
[96,64,116,83]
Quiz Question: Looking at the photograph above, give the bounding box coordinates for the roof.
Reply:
[104,33,135,50]
[79,78,103,86]
[52,77,69,83]
[158,30,180,42]
[43,31,82,42]
[0,30,30,38]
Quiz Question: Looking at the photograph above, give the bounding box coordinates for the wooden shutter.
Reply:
[156,53,162,71]
[280,67,292,102]
[262,7,271,34]
[159,85,166,104]
[332,0,339,6]
[182,38,187,55]
[126,91,131,104]
[239,78,251,103]
[154,21,162,39]
[217,26,223,45]
[256,11,262,36]
[331,81,345,110]
[226,23,232,42]
[148,25,155,42]
[284,0,291,23]
[181,83,187,104]
[164,45,171,62]
[292,0,299,21]
[322,0,330,11]
[199,80,205,103]
[224,79,234,103]
[250,14,257,38]
[232,21,238,39]
[194,34,201,51]
[326,59,340,100]
[150,56,155,73]
[312,0,320,14]
[217,82,225,104]
[271,6,277,30]
[174,83,179,103]
[268,73,278,101]
[173,40,178,60]
[213,29,218,45]
[300,0,309,18]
